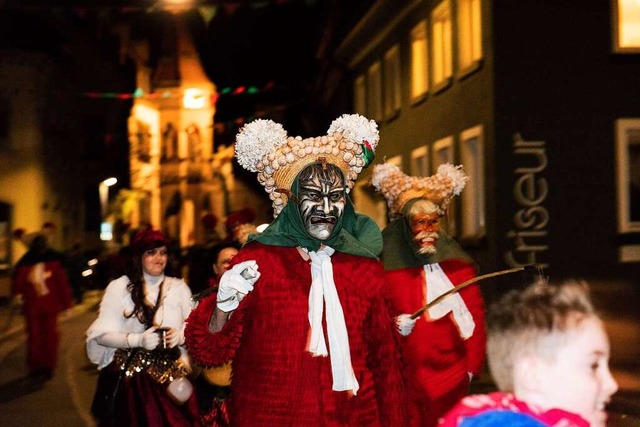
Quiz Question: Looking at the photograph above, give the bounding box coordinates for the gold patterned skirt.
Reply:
[113,347,189,384]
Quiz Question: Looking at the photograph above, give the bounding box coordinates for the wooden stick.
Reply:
[409,264,541,320]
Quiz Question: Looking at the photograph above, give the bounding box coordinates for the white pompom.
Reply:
[436,164,468,195]
[235,119,288,172]
[167,377,194,404]
[327,114,379,152]
[371,163,400,191]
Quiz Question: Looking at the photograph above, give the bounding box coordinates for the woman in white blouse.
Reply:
[86,228,201,426]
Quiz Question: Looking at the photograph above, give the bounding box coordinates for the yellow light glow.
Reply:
[163,0,193,6]
[102,177,118,187]
[411,22,429,98]
[183,88,206,109]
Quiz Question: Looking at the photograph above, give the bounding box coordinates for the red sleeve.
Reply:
[184,244,260,367]
[364,263,408,425]
[440,259,487,376]
[184,290,251,368]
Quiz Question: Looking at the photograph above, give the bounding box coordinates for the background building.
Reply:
[0,11,132,297]
[318,0,640,379]
[324,0,640,283]
[122,10,272,249]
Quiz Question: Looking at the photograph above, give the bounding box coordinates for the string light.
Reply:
[82,81,276,102]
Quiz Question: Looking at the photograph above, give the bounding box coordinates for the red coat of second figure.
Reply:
[384,258,486,427]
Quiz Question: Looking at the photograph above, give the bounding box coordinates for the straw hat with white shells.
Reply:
[371,162,469,219]
[235,114,379,217]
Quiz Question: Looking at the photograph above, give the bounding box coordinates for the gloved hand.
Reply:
[97,327,159,350]
[217,260,261,312]
[128,326,161,350]
[395,314,417,336]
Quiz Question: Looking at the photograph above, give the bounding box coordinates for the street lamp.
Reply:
[99,177,118,217]
[99,177,117,241]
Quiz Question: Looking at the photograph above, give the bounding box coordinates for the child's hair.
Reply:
[486,279,597,391]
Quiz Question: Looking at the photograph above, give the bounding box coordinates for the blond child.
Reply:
[440,279,618,427]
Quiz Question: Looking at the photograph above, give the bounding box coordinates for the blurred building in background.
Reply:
[121,9,270,249]
[0,11,133,296]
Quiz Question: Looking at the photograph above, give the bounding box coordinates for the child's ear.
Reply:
[513,355,544,394]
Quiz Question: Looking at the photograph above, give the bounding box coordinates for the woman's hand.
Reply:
[138,326,160,350]
[163,326,184,348]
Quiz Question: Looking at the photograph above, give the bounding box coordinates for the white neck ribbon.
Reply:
[307,246,359,395]
[424,263,475,339]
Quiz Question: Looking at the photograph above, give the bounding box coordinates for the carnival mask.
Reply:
[298,163,346,240]
[408,199,442,255]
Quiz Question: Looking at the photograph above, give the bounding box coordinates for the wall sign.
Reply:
[504,134,549,268]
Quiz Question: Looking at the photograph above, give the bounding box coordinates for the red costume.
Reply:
[12,251,73,377]
[384,258,486,427]
[185,242,406,426]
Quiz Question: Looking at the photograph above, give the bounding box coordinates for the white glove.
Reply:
[395,314,417,336]
[128,326,161,350]
[217,260,261,312]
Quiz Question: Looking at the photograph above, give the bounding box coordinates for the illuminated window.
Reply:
[354,179,388,229]
[616,118,640,234]
[457,0,482,70]
[460,125,485,239]
[388,154,403,169]
[613,0,640,52]
[367,62,383,121]
[411,145,429,176]
[433,135,457,235]
[431,0,453,86]
[383,45,402,119]
[354,74,366,115]
[432,135,454,168]
[411,21,429,100]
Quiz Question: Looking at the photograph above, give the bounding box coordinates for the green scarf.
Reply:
[248,180,382,259]
[381,198,474,270]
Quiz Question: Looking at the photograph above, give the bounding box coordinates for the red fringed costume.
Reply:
[384,258,486,427]
[185,242,407,426]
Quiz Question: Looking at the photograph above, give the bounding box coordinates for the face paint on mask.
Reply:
[297,163,346,240]
[407,199,442,255]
